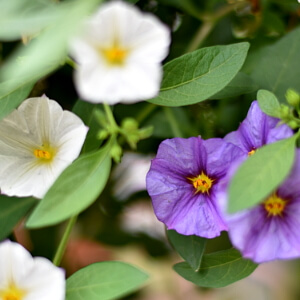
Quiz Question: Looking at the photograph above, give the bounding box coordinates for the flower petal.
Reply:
[0,241,65,300]
[0,97,88,198]
[70,1,170,104]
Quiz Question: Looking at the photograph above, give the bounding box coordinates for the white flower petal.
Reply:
[70,0,171,104]
[0,96,88,198]
[0,240,65,300]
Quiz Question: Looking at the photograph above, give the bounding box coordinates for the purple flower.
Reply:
[224,101,293,156]
[146,137,244,238]
[220,150,300,263]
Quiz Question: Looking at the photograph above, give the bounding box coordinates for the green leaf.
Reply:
[249,26,300,101]
[0,79,34,121]
[66,261,148,300]
[72,100,103,153]
[0,196,37,240]
[210,72,258,99]
[149,42,249,107]
[257,89,281,118]
[0,0,62,41]
[0,0,100,84]
[174,249,257,288]
[26,142,112,228]
[228,136,296,213]
[167,230,206,271]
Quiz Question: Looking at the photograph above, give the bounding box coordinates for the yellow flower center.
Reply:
[33,144,55,163]
[264,193,287,217]
[34,149,51,160]
[188,172,214,194]
[0,283,26,300]
[248,148,256,156]
[101,46,128,65]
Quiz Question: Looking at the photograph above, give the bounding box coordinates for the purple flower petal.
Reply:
[146,136,243,238]
[224,101,293,154]
[220,150,300,263]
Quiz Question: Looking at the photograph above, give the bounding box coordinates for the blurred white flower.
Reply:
[69,1,170,104]
[0,96,88,198]
[112,152,152,200]
[0,240,65,300]
[121,200,166,240]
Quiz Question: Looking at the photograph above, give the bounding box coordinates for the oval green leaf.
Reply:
[0,0,61,41]
[211,72,258,99]
[72,100,103,153]
[167,230,206,272]
[250,26,300,100]
[0,79,34,121]
[0,196,37,240]
[228,136,296,213]
[26,143,112,228]
[149,42,249,106]
[257,89,281,118]
[0,0,100,84]
[66,261,148,300]
[173,248,257,288]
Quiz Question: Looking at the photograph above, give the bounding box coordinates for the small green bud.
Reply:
[126,133,140,149]
[97,129,109,140]
[110,143,122,163]
[286,89,300,108]
[279,104,290,119]
[121,118,138,131]
[287,120,298,129]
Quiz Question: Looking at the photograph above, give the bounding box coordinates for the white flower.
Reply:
[0,96,88,198]
[112,152,151,201]
[69,1,170,104]
[0,240,65,300]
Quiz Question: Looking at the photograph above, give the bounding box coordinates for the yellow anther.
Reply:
[102,47,128,65]
[33,149,52,160]
[264,193,286,217]
[188,171,214,194]
[248,149,256,156]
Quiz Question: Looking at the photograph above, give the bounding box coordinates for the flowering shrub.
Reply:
[1,0,300,299]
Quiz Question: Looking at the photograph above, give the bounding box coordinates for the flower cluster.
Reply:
[219,150,300,263]
[146,100,297,263]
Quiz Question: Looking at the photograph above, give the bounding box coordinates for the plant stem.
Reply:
[164,107,184,138]
[103,103,118,130]
[53,215,78,266]
[136,103,157,124]
[186,4,238,53]
[185,20,214,53]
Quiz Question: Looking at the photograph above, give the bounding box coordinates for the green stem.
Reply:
[164,107,184,138]
[186,4,238,53]
[136,103,157,124]
[185,20,215,53]
[53,215,78,266]
[103,103,118,130]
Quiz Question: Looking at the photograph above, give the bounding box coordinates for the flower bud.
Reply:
[121,118,138,131]
[286,89,300,108]
[110,143,123,163]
